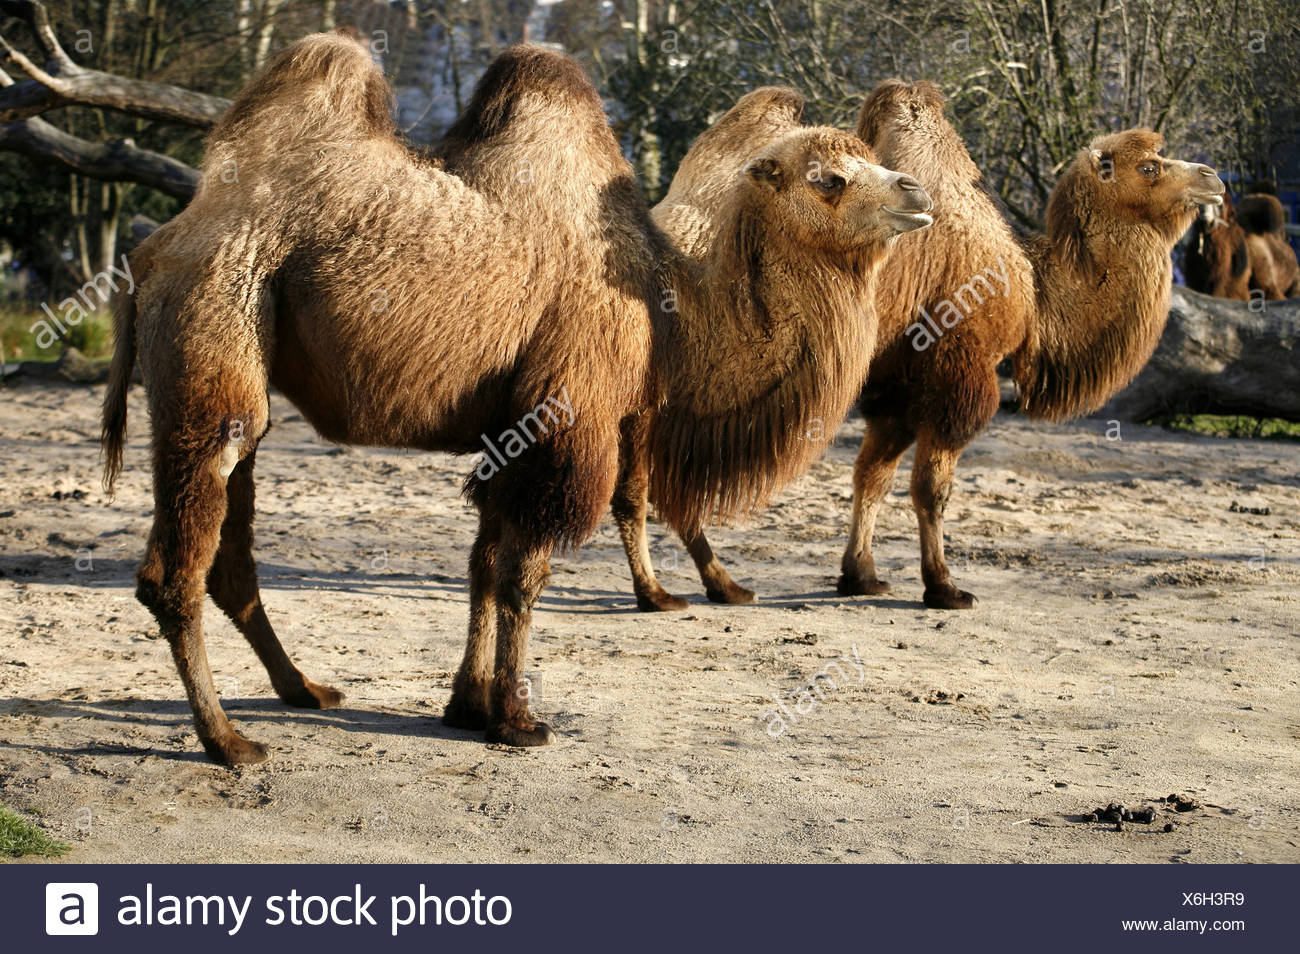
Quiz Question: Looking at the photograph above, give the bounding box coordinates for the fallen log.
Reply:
[1102,286,1300,422]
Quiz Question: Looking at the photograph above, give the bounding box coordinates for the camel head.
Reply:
[742,127,934,252]
[1085,129,1225,228]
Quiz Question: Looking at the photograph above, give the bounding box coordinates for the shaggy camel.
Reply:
[619,79,1224,611]
[1235,191,1299,299]
[607,86,928,611]
[1184,194,1251,301]
[101,35,931,764]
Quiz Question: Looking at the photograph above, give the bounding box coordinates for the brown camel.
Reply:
[1184,194,1251,300]
[101,35,931,764]
[1235,191,1299,299]
[608,86,938,611]
[618,79,1224,611]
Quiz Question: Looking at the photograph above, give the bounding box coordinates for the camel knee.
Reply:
[912,482,951,514]
[500,568,550,615]
[136,572,201,633]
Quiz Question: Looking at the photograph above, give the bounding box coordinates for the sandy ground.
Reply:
[1,379,1297,864]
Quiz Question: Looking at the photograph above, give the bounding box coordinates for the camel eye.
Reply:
[1138,161,1159,179]
[811,173,846,198]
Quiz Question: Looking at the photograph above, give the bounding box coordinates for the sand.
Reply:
[1,380,1296,863]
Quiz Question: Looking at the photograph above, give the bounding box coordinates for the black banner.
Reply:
[8,863,1287,951]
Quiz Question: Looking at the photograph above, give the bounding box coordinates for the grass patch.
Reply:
[1,308,114,363]
[0,804,70,859]
[1158,414,1300,442]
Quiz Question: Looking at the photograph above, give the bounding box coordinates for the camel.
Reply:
[617,78,1224,611]
[101,35,932,764]
[1235,190,1299,299]
[1184,194,1251,301]
[606,86,935,610]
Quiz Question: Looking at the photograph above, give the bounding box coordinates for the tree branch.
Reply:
[0,0,230,126]
[0,116,197,198]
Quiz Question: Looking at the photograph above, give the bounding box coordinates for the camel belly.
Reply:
[269,296,516,453]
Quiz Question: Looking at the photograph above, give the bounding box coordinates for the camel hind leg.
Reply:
[207,448,343,710]
[911,431,976,610]
[838,416,913,596]
[136,381,272,765]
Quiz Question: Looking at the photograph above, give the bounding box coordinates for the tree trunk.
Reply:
[1102,286,1300,421]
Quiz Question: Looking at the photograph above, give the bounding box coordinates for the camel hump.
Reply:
[1236,193,1286,237]
[655,85,804,213]
[208,32,394,155]
[440,44,604,150]
[857,78,945,143]
[690,86,805,155]
[727,86,805,125]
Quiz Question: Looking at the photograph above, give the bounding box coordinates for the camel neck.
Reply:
[1016,215,1176,420]
[648,206,880,530]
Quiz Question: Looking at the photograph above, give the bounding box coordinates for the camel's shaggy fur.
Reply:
[619,79,1225,612]
[102,35,929,763]
[605,86,934,611]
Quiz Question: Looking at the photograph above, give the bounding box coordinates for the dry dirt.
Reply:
[1,380,1297,863]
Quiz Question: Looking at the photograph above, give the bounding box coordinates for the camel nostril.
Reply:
[897,175,923,192]
[1199,167,1218,178]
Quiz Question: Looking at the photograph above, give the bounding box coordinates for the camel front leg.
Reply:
[443,512,500,729]
[486,527,555,746]
[910,433,976,610]
[681,526,754,604]
[613,416,689,611]
[838,416,913,596]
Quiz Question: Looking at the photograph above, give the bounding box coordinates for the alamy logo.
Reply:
[46,882,99,935]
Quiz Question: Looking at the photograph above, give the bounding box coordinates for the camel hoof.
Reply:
[923,585,978,610]
[635,589,690,612]
[706,582,755,605]
[203,733,271,767]
[837,574,891,597]
[281,680,344,709]
[486,721,555,747]
[442,695,490,731]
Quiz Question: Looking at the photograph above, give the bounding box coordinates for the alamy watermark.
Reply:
[29,255,135,349]
[905,257,1010,352]
[473,387,575,480]
[760,644,865,738]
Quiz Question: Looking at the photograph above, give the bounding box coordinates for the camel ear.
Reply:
[746,156,785,190]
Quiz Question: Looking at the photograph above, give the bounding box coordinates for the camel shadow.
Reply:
[0,739,214,763]
[0,696,478,762]
[748,588,925,612]
[0,551,660,613]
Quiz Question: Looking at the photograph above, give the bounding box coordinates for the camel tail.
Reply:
[206,32,394,161]
[101,286,137,497]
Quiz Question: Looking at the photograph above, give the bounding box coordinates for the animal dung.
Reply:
[1164,793,1201,812]
[1081,803,1157,826]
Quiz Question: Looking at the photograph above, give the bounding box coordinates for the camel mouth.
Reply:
[1189,191,1224,207]
[883,208,934,232]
